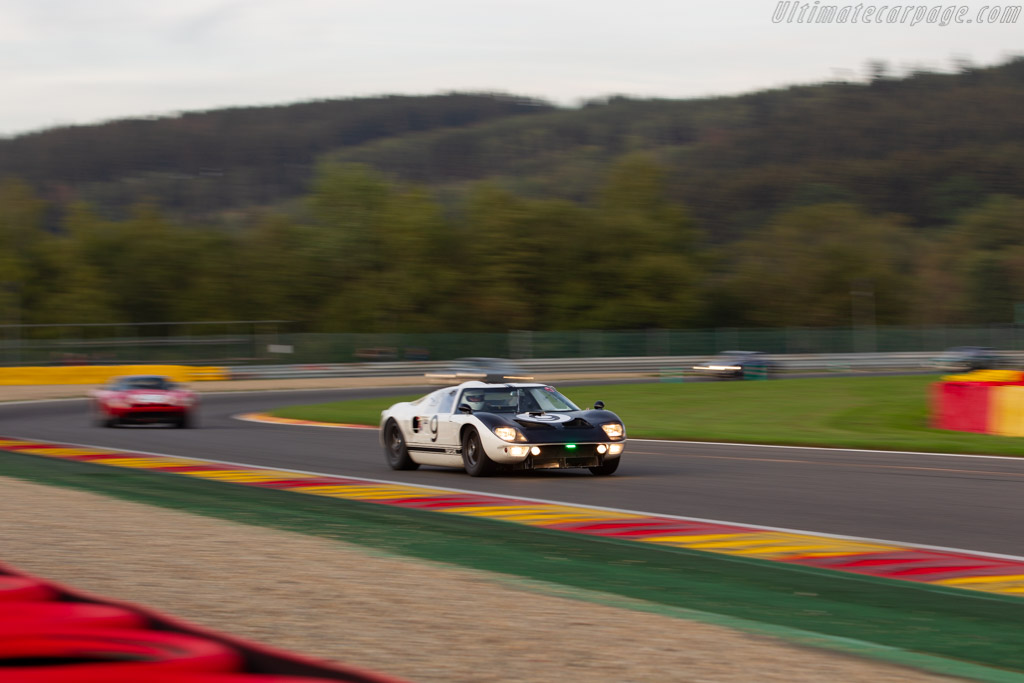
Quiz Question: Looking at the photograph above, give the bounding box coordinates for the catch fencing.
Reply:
[222,351,1024,381]
[3,324,1024,367]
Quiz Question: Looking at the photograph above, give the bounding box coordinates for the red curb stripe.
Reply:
[6,435,1024,599]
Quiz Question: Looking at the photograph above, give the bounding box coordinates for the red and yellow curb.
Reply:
[4,435,1024,599]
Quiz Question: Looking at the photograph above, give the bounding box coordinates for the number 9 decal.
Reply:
[429,415,439,442]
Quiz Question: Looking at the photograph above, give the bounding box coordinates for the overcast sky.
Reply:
[2,0,1021,137]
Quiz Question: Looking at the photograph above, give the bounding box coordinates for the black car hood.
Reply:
[474,409,623,443]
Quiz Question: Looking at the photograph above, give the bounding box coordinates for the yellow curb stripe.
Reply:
[289,486,360,498]
[88,456,209,468]
[184,470,314,483]
[13,447,106,457]
[290,484,446,499]
[12,447,95,457]
[641,532,900,556]
[288,484,449,499]
[935,574,1024,587]
[9,434,1024,598]
[439,507,623,526]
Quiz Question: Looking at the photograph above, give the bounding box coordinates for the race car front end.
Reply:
[102,390,195,425]
[476,413,626,471]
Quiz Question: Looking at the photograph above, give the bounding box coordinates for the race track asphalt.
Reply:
[4,385,1024,558]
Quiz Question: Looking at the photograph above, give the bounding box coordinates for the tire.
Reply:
[383,420,419,470]
[176,412,193,429]
[93,404,117,428]
[589,457,620,476]
[461,428,493,477]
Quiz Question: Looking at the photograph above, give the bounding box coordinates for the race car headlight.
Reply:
[493,426,521,442]
[601,422,624,440]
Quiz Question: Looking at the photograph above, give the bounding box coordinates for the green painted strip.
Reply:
[492,577,1024,683]
[3,449,1024,680]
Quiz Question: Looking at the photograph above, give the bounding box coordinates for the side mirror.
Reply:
[458,403,473,414]
[593,401,605,410]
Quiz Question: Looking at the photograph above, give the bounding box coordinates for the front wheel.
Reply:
[461,429,494,477]
[589,457,620,476]
[93,405,114,428]
[384,420,419,470]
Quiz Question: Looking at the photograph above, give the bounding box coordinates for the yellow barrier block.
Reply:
[187,366,229,381]
[990,385,1024,437]
[942,369,1024,383]
[0,365,228,386]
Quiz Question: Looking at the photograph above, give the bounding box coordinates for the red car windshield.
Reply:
[117,377,174,391]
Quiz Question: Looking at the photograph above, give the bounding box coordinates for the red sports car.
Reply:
[91,375,197,428]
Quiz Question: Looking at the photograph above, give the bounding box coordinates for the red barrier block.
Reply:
[0,602,146,634]
[932,381,993,433]
[0,561,407,683]
[0,577,57,603]
[16,673,370,682]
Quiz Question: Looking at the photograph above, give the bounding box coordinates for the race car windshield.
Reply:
[121,377,173,390]
[462,387,579,413]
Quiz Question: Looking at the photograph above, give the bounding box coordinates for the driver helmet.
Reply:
[464,391,485,410]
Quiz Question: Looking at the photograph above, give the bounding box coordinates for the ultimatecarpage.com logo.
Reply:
[772,2,1021,25]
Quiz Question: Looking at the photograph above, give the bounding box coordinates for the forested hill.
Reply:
[0,93,553,214]
[1,58,1023,242]
[325,58,1024,240]
[3,59,1024,332]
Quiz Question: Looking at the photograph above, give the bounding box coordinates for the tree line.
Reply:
[2,156,1023,334]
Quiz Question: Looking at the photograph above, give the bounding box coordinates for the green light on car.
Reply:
[566,444,577,450]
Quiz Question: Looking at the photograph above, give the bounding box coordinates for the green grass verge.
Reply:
[271,375,1024,456]
[4,449,1024,681]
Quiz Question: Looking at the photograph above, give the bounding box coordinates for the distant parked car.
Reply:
[425,357,533,384]
[91,375,197,428]
[691,351,777,380]
[932,346,1003,373]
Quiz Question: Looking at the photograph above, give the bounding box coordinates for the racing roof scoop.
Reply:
[484,373,535,383]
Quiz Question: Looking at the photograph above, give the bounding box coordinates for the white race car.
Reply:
[379,381,626,476]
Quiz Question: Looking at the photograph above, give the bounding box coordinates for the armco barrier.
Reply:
[224,351,999,381]
[0,365,228,386]
[0,561,405,683]
[6,351,1024,386]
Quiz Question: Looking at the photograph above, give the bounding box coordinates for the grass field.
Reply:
[270,374,1024,456]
